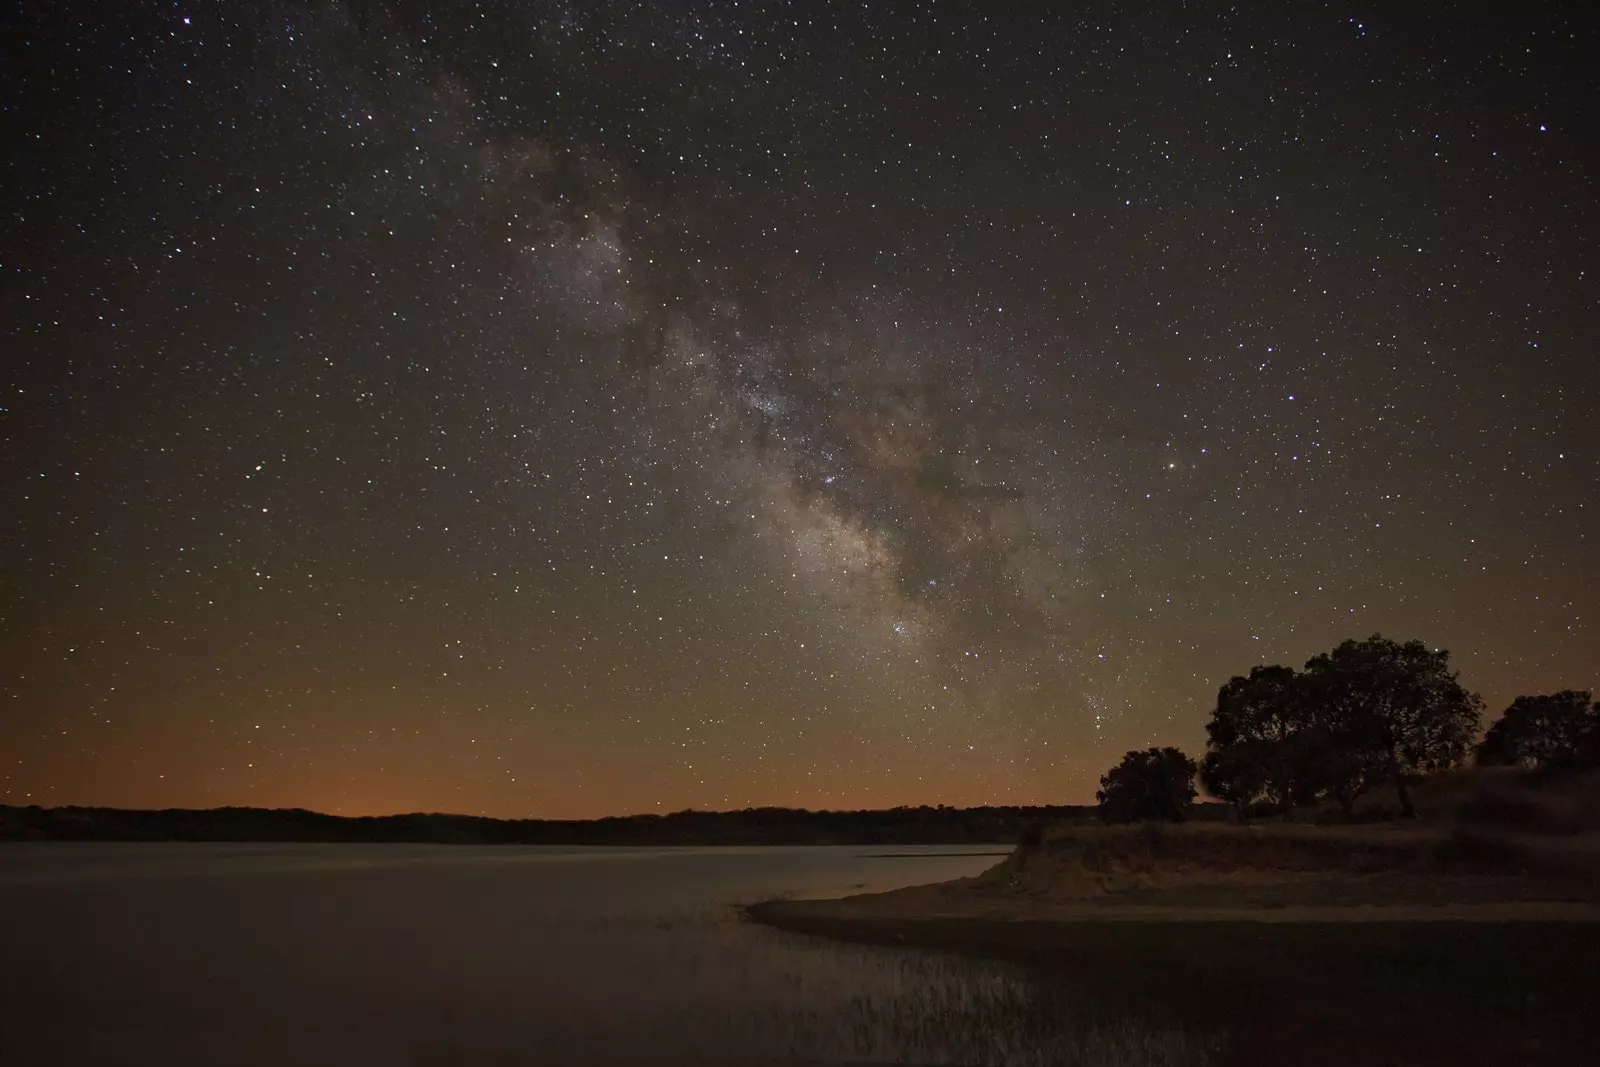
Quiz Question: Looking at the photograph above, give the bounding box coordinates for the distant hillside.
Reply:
[0,800,1224,846]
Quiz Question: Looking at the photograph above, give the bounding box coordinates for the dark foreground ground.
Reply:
[750,904,1600,1066]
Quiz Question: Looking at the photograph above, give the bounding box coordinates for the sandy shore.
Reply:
[750,822,1600,933]
[752,882,1600,926]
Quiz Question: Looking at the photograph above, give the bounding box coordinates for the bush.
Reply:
[1097,747,1198,823]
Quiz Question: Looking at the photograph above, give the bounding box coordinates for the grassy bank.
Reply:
[758,769,1600,922]
[754,819,1600,927]
[749,772,1600,1064]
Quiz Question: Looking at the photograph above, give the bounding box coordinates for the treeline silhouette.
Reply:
[0,801,1222,845]
[1096,633,1599,823]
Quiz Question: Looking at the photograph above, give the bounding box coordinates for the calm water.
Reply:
[0,843,1211,1065]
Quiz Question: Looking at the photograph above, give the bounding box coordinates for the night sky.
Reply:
[4,3,1595,818]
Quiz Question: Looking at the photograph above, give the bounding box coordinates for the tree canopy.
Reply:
[1477,691,1598,769]
[1303,636,1481,817]
[1196,634,1482,819]
[1200,665,1313,815]
[1097,747,1197,823]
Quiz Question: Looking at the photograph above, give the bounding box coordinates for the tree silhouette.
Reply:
[1477,691,1598,769]
[1297,714,1386,818]
[1303,635,1482,817]
[1198,743,1270,816]
[1203,665,1313,816]
[1097,747,1198,823]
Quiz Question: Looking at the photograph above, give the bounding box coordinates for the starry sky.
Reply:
[4,2,1595,818]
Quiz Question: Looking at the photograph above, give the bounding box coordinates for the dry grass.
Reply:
[1294,765,1600,830]
[1017,821,1439,880]
[748,771,1600,1064]
[969,818,1597,913]
[985,769,1600,907]
[1451,766,1600,833]
[755,770,1600,926]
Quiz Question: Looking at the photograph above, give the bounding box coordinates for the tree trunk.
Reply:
[1337,791,1355,820]
[1272,782,1294,821]
[1394,777,1415,818]
[1390,752,1415,818]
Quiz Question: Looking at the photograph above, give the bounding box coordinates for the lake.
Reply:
[0,843,1211,1066]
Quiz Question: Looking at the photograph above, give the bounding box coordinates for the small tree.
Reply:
[1477,691,1598,769]
[1097,747,1198,823]
[1303,635,1482,817]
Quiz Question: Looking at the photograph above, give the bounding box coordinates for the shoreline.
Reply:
[750,894,1600,928]
[749,819,1600,932]
[745,829,1600,1065]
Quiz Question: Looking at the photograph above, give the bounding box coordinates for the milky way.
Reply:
[5,2,1595,815]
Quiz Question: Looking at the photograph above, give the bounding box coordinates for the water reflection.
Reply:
[0,844,1212,1065]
